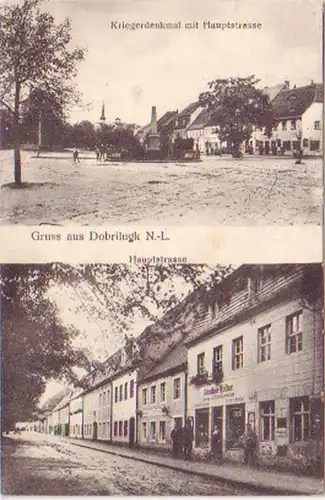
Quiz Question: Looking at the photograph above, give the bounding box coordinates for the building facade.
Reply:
[69,394,83,439]
[137,343,187,450]
[186,264,323,467]
[111,370,137,445]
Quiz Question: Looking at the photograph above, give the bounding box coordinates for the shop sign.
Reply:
[202,383,235,402]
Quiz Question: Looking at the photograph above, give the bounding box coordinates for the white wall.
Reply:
[112,371,137,443]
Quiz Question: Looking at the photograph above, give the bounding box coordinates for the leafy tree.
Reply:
[0,0,85,184]
[1,264,89,432]
[72,120,96,149]
[199,75,274,155]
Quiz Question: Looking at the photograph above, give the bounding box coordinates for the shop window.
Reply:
[118,421,123,436]
[212,345,223,374]
[124,382,128,400]
[114,421,118,437]
[197,352,206,375]
[114,387,118,403]
[173,377,181,400]
[119,385,123,401]
[142,388,147,405]
[286,311,303,354]
[150,385,156,404]
[290,120,296,130]
[195,408,209,447]
[149,421,156,441]
[124,420,128,437]
[258,324,271,362]
[226,403,245,449]
[260,401,275,441]
[130,380,134,398]
[160,382,166,402]
[310,140,320,151]
[159,421,166,441]
[290,397,310,441]
[142,422,147,440]
[232,336,243,370]
[283,140,291,151]
[314,121,321,130]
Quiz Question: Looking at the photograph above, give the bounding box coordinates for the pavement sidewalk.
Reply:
[57,436,323,495]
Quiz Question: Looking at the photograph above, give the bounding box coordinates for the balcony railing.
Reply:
[189,370,224,387]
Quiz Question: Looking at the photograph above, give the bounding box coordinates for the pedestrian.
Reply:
[243,424,257,467]
[95,146,100,161]
[182,420,194,460]
[73,149,80,164]
[211,425,222,462]
[295,148,303,165]
[170,424,182,458]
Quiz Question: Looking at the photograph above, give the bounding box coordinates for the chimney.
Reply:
[150,106,158,134]
[284,80,290,88]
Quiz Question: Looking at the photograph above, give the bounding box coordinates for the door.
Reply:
[226,403,245,449]
[92,421,98,441]
[195,409,209,447]
[212,406,223,441]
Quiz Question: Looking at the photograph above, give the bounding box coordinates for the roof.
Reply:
[177,101,201,118]
[262,83,288,102]
[187,108,211,131]
[139,342,187,382]
[40,387,70,413]
[271,83,322,119]
[157,110,178,130]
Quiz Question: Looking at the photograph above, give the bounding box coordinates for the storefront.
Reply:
[225,403,245,449]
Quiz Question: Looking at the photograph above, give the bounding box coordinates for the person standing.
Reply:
[182,420,194,460]
[211,425,222,462]
[170,424,181,458]
[243,424,257,466]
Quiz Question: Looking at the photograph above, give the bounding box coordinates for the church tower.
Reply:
[99,101,106,123]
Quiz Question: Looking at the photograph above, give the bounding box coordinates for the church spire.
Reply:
[100,101,106,122]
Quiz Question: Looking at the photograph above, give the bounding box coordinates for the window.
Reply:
[142,388,147,405]
[286,311,303,354]
[119,385,123,401]
[114,387,118,403]
[124,382,128,400]
[160,382,166,402]
[149,421,156,440]
[103,392,106,407]
[173,377,181,400]
[130,380,134,398]
[281,121,287,131]
[99,393,102,407]
[310,140,320,151]
[260,401,275,441]
[314,120,321,130]
[159,421,166,441]
[283,140,291,151]
[150,385,156,404]
[107,390,110,405]
[232,336,243,370]
[213,345,223,374]
[118,421,123,436]
[142,422,147,440]
[291,397,310,441]
[124,420,128,437]
[114,421,118,436]
[258,324,271,362]
[290,120,296,130]
[197,352,205,375]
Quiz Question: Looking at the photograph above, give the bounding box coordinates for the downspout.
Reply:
[109,381,113,442]
[81,396,84,440]
[184,365,188,425]
[135,372,139,446]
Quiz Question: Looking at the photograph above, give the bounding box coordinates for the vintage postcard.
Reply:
[0,0,324,497]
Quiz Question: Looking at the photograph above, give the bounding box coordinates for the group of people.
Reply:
[171,422,258,466]
[170,420,194,460]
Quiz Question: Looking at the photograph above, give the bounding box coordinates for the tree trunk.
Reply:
[13,80,22,185]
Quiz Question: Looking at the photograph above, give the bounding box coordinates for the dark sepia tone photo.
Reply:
[1,263,323,495]
[0,0,323,226]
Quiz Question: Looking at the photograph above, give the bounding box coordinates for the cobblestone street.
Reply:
[2,433,259,495]
[0,151,322,226]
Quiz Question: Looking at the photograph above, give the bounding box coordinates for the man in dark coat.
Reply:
[243,424,257,466]
[170,424,182,458]
[182,420,194,460]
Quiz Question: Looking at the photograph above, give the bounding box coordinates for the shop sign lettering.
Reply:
[202,383,235,402]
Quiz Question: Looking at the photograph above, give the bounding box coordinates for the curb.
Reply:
[67,440,312,495]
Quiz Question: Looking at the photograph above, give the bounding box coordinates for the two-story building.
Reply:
[173,102,202,140]
[111,365,137,446]
[137,342,187,450]
[186,264,323,468]
[69,391,84,439]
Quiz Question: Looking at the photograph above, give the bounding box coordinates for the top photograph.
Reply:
[0,0,323,226]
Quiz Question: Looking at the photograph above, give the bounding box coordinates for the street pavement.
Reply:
[0,150,322,226]
[2,432,323,495]
[2,432,258,495]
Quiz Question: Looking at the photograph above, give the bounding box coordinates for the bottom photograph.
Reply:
[1,263,324,496]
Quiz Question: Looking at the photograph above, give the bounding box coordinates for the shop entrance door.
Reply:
[226,403,245,449]
[212,406,223,440]
[195,408,209,448]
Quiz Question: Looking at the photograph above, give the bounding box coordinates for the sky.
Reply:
[39,0,323,125]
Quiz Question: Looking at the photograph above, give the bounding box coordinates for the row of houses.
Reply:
[35,264,323,470]
[136,81,323,156]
